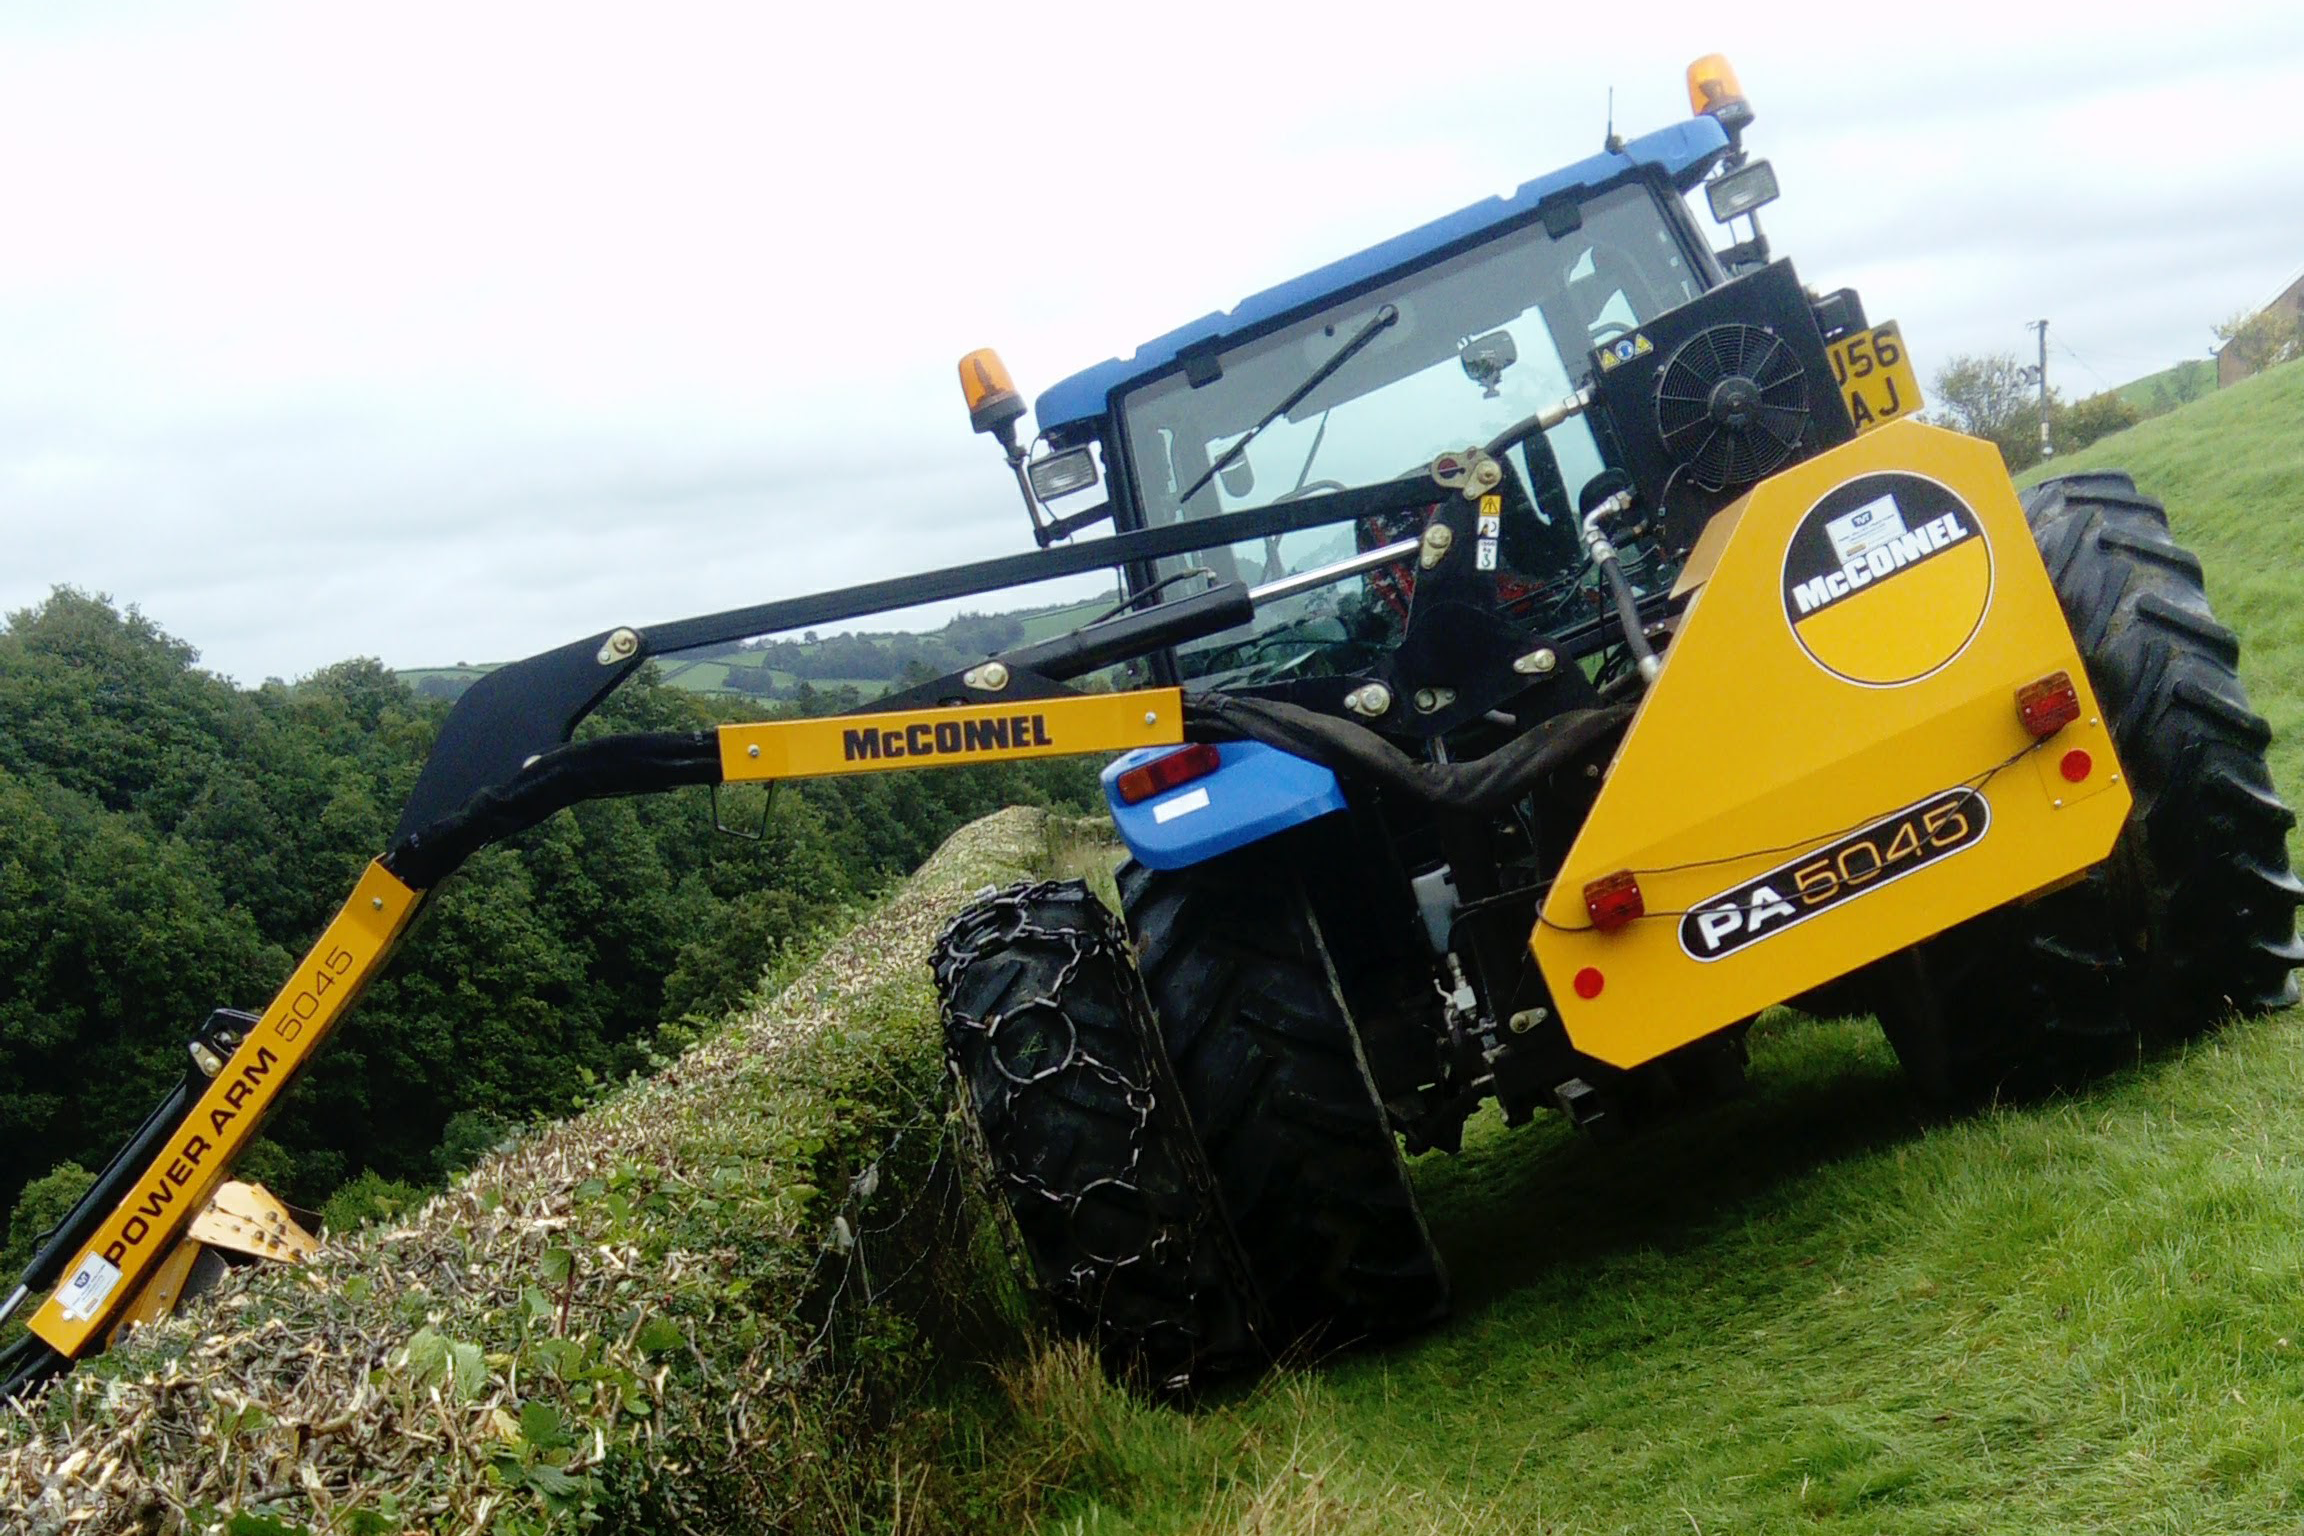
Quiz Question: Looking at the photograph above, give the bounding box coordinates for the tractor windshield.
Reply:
[1118,181,1702,689]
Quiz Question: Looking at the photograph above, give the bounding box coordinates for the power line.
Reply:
[2052,338,2112,391]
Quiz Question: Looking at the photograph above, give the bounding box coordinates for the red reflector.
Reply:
[2017,671,2082,738]
[1574,967,1605,1000]
[1583,870,1645,932]
[1114,743,1222,805]
[2060,748,2093,783]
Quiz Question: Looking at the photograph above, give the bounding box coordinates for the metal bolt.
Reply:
[1585,763,1601,779]
[1507,1007,1549,1034]
[371,897,384,910]
[747,744,761,758]
[1344,684,1393,718]
[1413,687,1457,714]
[1418,523,1454,570]
[1513,648,1558,675]
[596,627,641,666]
[2053,798,2064,808]
[1144,710,1159,725]
[963,661,1010,691]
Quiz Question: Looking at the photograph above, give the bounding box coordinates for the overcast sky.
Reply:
[6,1,2301,683]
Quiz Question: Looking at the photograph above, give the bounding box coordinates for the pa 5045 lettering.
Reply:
[1678,787,1989,961]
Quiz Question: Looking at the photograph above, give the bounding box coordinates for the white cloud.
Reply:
[3,0,2299,679]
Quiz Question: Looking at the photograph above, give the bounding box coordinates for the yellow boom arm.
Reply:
[22,689,1185,1363]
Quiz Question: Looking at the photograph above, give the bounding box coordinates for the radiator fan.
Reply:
[1653,324,1811,490]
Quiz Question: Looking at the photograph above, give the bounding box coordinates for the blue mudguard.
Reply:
[1102,740,1347,870]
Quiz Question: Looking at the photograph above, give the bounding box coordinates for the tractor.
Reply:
[4,56,2295,1400]
[925,56,2303,1384]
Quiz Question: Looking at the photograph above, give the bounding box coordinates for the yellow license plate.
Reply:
[1827,321,1922,433]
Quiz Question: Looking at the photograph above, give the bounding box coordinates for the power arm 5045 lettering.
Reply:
[100,1045,279,1264]
[271,944,357,1043]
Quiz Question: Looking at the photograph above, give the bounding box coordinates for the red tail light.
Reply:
[1583,870,1645,932]
[1114,743,1222,805]
[2017,671,2081,738]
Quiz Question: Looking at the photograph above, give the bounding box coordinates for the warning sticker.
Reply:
[1595,332,1655,371]
[1781,471,1993,687]
[56,1252,123,1322]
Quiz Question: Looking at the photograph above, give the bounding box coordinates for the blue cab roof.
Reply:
[1032,116,1729,442]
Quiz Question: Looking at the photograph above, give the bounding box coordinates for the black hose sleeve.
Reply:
[0,1334,66,1404]
[1187,694,1632,813]
[387,730,722,890]
[1598,556,1660,676]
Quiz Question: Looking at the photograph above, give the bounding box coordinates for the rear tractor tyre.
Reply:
[1881,472,2304,1102]
[1120,851,1450,1349]
[933,881,1261,1389]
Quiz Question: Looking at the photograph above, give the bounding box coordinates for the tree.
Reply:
[2214,306,2304,378]
[3,1162,94,1273]
[1930,353,2053,471]
[2056,390,2141,454]
[0,591,1106,1222]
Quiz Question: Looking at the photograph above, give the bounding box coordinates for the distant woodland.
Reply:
[0,591,1100,1245]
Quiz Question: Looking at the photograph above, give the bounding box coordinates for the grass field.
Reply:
[963,361,2304,1534]
[2114,358,2216,417]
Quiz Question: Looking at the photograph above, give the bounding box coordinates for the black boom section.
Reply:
[394,635,648,843]
[394,478,1442,843]
[388,731,722,891]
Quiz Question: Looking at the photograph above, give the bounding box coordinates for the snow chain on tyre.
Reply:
[932,880,1263,1389]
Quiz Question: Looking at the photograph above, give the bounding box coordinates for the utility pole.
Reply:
[2027,319,2052,459]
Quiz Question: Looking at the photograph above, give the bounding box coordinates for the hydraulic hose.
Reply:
[1581,492,1661,684]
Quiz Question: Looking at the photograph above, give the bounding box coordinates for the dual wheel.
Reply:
[933,855,1446,1387]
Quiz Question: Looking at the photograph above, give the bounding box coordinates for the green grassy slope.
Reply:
[2021,357,2304,805]
[2115,357,2216,416]
[990,361,2304,1534]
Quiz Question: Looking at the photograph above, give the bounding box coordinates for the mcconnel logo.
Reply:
[1780,472,1994,687]
[842,713,1053,763]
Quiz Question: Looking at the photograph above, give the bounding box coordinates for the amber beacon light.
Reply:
[958,348,1026,441]
[1685,54,1754,136]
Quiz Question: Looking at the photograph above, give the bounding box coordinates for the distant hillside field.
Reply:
[2114,356,2216,416]
[400,591,1119,703]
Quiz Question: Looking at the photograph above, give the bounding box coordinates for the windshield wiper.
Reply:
[1176,303,1399,510]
